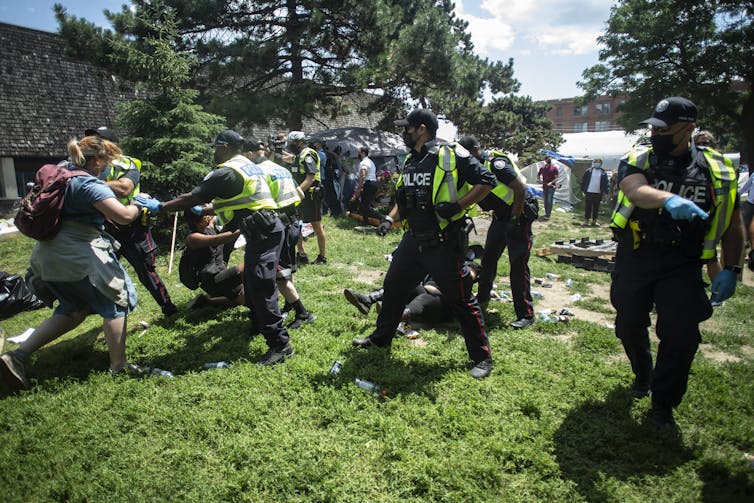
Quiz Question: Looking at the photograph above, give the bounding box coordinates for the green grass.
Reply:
[1,208,753,502]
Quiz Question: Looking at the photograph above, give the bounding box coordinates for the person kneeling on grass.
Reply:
[181,211,245,310]
[1,136,152,392]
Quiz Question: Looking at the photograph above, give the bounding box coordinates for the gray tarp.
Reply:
[313,127,409,159]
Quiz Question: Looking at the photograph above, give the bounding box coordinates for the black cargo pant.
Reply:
[477,215,534,321]
[243,217,290,350]
[370,231,491,364]
[107,222,174,311]
[356,180,384,223]
[610,246,712,408]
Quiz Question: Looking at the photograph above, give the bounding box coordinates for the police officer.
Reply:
[85,127,178,316]
[135,130,293,365]
[246,139,316,329]
[459,136,536,329]
[287,131,327,265]
[610,97,744,427]
[353,109,496,379]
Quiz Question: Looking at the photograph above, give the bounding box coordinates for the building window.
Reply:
[573,105,588,116]
[595,103,611,114]
[595,121,610,132]
[574,122,588,133]
[556,123,563,131]
[556,106,562,117]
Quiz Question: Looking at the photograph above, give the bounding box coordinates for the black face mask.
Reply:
[651,135,676,156]
[402,129,416,149]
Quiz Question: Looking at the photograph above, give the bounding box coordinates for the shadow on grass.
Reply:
[554,387,693,501]
[697,460,754,502]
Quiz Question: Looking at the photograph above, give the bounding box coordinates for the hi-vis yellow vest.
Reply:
[107,155,141,204]
[396,143,473,230]
[294,147,321,183]
[212,155,277,225]
[610,146,737,259]
[257,159,303,209]
[484,150,523,206]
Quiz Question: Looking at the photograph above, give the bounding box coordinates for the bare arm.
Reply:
[720,208,745,268]
[620,173,672,209]
[509,178,526,218]
[94,197,140,225]
[185,229,241,250]
[106,178,135,199]
[161,193,204,213]
[299,173,316,193]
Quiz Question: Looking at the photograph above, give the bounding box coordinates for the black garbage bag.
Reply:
[0,271,45,320]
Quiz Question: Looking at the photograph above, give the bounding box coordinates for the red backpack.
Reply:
[14,164,90,241]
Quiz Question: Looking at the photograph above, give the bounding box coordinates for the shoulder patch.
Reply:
[453,144,470,158]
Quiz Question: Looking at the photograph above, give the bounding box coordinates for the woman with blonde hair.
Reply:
[1,135,151,392]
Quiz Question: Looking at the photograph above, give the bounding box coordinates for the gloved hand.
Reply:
[377,216,393,236]
[190,205,204,216]
[710,268,737,303]
[435,202,461,220]
[134,195,162,213]
[663,195,708,221]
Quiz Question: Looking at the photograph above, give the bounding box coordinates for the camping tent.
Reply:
[558,131,642,171]
[520,159,580,206]
[313,127,408,169]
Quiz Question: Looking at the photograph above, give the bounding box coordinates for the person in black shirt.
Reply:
[459,136,536,329]
[135,130,294,366]
[610,97,744,428]
[181,212,244,309]
[352,109,496,379]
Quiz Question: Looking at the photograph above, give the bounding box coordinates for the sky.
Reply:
[0,0,613,101]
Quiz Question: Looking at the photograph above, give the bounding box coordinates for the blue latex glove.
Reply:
[435,201,461,220]
[134,195,162,213]
[190,205,203,216]
[710,268,737,303]
[663,195,708,221]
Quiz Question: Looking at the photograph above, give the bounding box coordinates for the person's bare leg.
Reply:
[103,316,128,372]
[277,279,300,304]
[18,311,88,354]
[312,220,326,258]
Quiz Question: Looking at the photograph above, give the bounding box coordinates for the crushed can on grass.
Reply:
[329,360,342,376]
[151,368,174,378]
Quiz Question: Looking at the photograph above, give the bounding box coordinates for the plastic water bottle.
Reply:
[203,361,231,369]
[151,368,174,378]
[355,378,388,398]
[565,279,573,288]
[545,273,561,281]
[329,360,342,376]
[537,310,553,322]
[532,291,543,299]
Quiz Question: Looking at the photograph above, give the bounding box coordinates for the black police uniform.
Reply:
[476,158,535,322]
[610,148,737,408]
[191,163,290,350]
[104,164,177,315]
[368,141,495,364]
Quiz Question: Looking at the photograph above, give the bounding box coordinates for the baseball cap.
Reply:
[245,136,261,151]
[84,126,119,143]
[394,109,439,135]
[209,130,245,148]
[458,135,481,151]
[287,131,306,142]
[639,97,697,128]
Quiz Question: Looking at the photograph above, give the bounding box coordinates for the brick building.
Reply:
[543,95,627,134]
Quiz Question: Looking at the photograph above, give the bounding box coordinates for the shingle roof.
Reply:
[0,22,134,157]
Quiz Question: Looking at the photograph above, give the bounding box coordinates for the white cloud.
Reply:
[456,0,609,57]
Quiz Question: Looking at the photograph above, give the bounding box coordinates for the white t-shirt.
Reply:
[587,168,603,194]
[359,156,377,182]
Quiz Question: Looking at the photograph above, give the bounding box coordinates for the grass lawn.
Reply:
[1,208,752,502]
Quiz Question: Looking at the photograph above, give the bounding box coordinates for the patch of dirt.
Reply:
[698,343,742,363]
[345,265,384,286]
[408,338,429,348]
